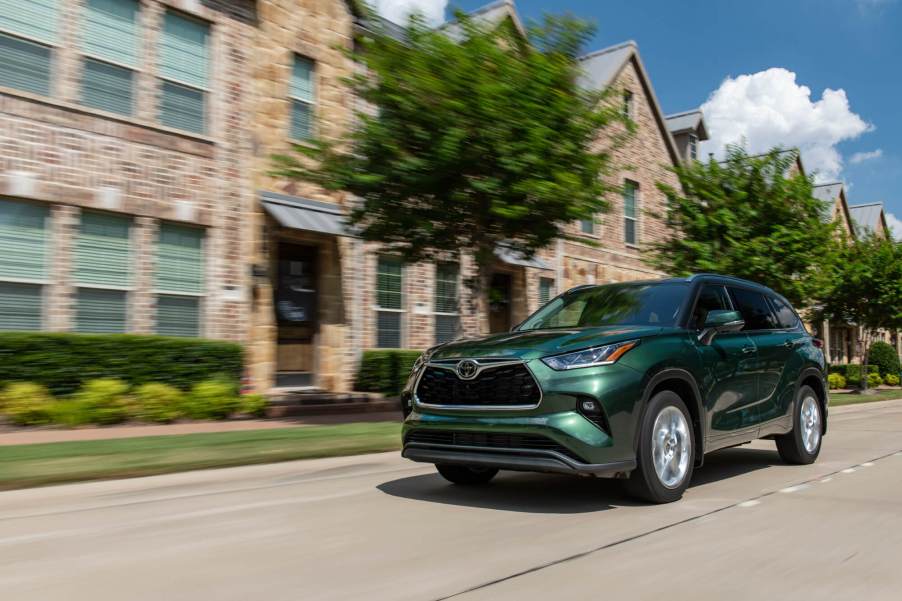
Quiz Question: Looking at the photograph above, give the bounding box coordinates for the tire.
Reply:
[435,464,499,485]
[626,391,695,504]
[776,385,823,465]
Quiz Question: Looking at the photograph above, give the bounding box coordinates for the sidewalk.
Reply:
[0,411,402,446]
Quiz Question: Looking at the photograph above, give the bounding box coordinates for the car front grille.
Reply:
[415,363,541,407]
[404,429,583,462]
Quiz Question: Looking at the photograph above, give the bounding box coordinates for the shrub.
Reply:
[132,383,185,423]
[867,341,901,378]
[886,373,901,386]
[831,364,879,386]
[71,378,131,425]
[48,400,94,427]
[354,349,423,395]
[827,373,846,390]
[0,382,55,426]
[239,393,268,418]
[183,379,240,420]
[867,373,884,388]
[0,333,243,396]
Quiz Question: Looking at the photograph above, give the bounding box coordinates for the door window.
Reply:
[769,296,799,330]
[728,287,778,331]
[690,285,731,329]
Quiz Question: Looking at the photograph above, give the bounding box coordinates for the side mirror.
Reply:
[699,310,745,345]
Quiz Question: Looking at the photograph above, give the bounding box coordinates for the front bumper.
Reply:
[402,444,635,476]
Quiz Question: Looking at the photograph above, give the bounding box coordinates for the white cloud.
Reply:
[369,0,448,26]
[849,149,883,164]
[855,0,896,12]
[886,212,902,241]
[699,68,872,182]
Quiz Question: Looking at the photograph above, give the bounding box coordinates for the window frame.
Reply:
[688,133,698,160]
[538,277,555,307]
[375,255,404,348]
[289,54,316,142]
[0,30,55,97]
[153,222,206,337]
[622,89,634,120]
[78,0,141,116]
[623,179,639,247]
[726,286,781,333]
[0,198,51,330]
[157,9,210,134]
[433,261,459,344]
[688,283,734,330]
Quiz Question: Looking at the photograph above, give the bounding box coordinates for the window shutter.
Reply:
[377,257,402,309]
[156,294,199,337]
[0,199,48,280]
[0,0,58,44]
[81,58,133,115]
[290,57,315,140]
[160,80,205,133]
[75,288,127,333]
[0,282,42,331]
[291,100,313,140]
[155,223,204,294]
[75,212,131,287]
[539,278,554,306]
[434,314,458,344]
[82,0,139,67]
[159,11,208,88]
[0,33,52,95]
[377,311,401,348]
[290,57,314,101]
[434,263,458,313]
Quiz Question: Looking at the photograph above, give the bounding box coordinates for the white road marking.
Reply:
[842,468,856,474]
[738,500,760,508]
[779,484,809,494]
[820,477,833,483]
[861,462,874,467]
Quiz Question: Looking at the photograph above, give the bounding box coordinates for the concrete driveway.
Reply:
[1,400,900,600]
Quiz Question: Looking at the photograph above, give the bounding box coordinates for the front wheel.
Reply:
[776,385,822,464]
[626,391,695,503]
[435,464,498,485]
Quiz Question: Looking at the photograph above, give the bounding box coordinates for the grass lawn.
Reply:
[0,422,401,491]
[829,389,902,407]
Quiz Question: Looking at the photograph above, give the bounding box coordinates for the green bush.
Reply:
[132,383,185,423]
[0,382,55,426]
[886,373,901,386]
[867,373,884,388]
[71,378,131,425]
[867,341,901,378]
[830,364,879,386]
[0,333,243,396]
[183,380,240,420]
[354,349,423,395]
[48,399,94,427]
[827,373,846,390]
[239,393,269,417]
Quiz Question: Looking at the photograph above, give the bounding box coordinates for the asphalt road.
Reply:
[2,400,901,600]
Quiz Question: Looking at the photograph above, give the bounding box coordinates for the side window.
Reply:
[691,285,730,329]
[728,287,778,331]
[770,296,799,330]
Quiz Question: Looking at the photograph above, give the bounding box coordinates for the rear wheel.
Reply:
[776,385,822,464]
[435,464,498,485]
[626,391,695,503]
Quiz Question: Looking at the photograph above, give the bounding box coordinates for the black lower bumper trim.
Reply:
[402,443,636,477]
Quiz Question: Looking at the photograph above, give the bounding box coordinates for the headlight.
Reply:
[541,340,639,370]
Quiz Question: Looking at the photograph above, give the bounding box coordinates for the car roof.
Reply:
[566,273,781,298]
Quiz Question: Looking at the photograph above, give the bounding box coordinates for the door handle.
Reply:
[741,346,756,354]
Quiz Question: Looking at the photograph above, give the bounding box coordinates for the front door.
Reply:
[489,273,512,333]
[275,243,317,387]
[690,284,759,439]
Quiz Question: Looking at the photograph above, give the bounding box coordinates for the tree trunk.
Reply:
[861,329,871,392]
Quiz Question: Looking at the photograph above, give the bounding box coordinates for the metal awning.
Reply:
[495,246,551,270]
[261,191,351,237]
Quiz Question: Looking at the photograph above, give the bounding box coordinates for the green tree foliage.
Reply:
[650,146,842,308]
[822,235,902,389]
[273,11,627,327]
[868,341,901,378]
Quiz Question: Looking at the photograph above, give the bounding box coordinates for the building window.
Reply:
[688,133,698,160]
[579,218,594,235]
[376,256,403,348]
[623,180,638,246]
[158,10,209,134]
[0,198,49,330]
[290,56,315,141]
[0,0,59,95]
[622,90,634,120]
[538,277,554,306]
[434,262,459,344]
[74,211,131,332]
[155,223,204,337]
[80,0,139,116]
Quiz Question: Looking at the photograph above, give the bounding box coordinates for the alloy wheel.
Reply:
[651,406,691,489]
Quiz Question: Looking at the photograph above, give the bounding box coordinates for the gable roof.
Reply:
[719,148,807,178]
[812,182,854,234]
[577,41,681,166]
[665,110,709,140]
[849,202,890,238]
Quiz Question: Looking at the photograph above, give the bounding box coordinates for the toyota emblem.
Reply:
[456,360,479,380]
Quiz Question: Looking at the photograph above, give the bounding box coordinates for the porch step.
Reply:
[266,391,401,417]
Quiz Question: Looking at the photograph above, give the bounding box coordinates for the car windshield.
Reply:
[517,282,689,330]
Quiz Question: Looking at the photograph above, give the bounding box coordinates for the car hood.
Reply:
[431,325,673,361]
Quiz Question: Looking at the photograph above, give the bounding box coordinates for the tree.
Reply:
[273,11,627,331]
[649,146,842,309]
[821,235,902,390]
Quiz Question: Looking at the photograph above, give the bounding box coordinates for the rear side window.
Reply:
[770,296,799,329]
[691,285,731,329]
[728,287,778,331]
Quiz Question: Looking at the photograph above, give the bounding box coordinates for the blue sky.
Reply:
[373,0,901,235]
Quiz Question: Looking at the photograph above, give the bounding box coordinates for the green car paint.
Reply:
[401,274,828,481]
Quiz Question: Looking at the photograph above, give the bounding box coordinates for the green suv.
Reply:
[401,274,827,503]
